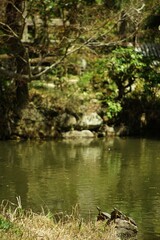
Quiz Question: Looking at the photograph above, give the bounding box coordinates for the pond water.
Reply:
[0,137,160,239]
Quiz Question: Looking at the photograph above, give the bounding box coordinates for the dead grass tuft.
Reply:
[0,199,119,240]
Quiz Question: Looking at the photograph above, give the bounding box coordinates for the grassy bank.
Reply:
[0,199,118,240]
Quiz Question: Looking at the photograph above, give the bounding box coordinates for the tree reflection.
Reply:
[0,138,160,239]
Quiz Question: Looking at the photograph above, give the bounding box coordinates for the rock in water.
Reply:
[97,207,138,239]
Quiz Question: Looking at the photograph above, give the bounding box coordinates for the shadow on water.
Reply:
[0,137,160,239]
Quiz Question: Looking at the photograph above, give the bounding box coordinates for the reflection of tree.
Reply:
[113,138,160,238]
[1,138,160,238]
[12,169,28,207]
[25,139,106,213]
[0,142,28,205]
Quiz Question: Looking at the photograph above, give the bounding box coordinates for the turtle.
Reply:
[97,206,111,221]
[111,208,137,226]
[96,207,138,239]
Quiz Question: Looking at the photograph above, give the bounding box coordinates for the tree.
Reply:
[0,0,29,138]
[0,0,160,139]
[0,0,29,106]
[107,47,145,100]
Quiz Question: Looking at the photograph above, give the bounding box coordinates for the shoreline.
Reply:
[0,200,119,240]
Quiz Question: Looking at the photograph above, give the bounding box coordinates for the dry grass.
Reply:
[0,198,119,240]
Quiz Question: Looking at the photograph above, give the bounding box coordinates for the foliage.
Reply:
[81,57,122,119]
[84,46,160,119]
[79,72,94,90]
[107,47,145,100]
[140,60,160,96]
[104,99,122,119]
[28,0,99,19]
[0,216,12,231]
[1,0,160,136]
[106,47,160,119]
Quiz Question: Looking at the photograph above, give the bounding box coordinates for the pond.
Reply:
[0,137,160,239]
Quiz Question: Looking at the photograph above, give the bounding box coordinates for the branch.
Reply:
[29,17,121,79]
[0,29,128,81]
[8,1,23,15]
[30,55,66,79]
[133,3,145,13]
[0,22,19,39]
[30,35,98,79]
[0,10,132,81]
[0,67,28,81]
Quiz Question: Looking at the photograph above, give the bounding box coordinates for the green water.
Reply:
[0,137,160,239]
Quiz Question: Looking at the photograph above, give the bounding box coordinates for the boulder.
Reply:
[78,112,103,130]
[104,124,115,136]
[56,113,77,130]
[115,124,129,136]
[104,124,129,137]
[114,218,138,239]
[13,103,56,139]
[97,207,138,240]
[62,130,94,138]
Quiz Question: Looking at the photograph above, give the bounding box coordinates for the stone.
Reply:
[104,124,115,136]
[115,124,129,136]
[97,207,138,240]
[13,103,56,139]
[78,112,103,130]
[62,130,94,138]
[114,218,138,239]
[57,113,77,130]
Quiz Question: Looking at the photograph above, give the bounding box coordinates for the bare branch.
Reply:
[30,55,66,79]
[0,67,28,81]
[8,0,23,15]
[0,22,19,38]
[133,3,145,13]
[0,3,143,82]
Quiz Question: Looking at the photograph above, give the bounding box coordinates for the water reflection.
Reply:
[0,138,160,239]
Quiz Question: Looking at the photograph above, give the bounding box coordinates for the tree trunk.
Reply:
[0,80,11,139]
[5,0,29,107]
[119,10,127,39]
[0,0,29,138]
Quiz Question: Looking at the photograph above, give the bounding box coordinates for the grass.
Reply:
[0,198,119,240]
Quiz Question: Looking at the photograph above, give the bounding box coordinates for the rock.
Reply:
[13,103,56,139]
[62,130,94,138]
[104,124,129,137]
[78,112,103,130]
[115,124,129,136]
[57,113,77,130]
[114,218,138,239]
[104,125,115,136]
[97,207,138,240]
